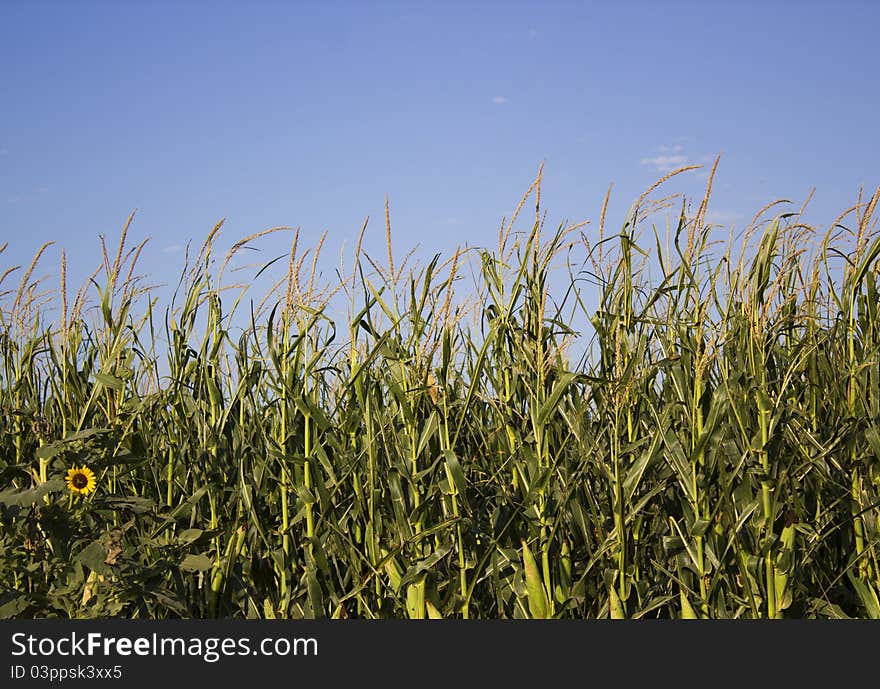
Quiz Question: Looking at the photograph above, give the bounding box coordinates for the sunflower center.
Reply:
[72,473,88,489]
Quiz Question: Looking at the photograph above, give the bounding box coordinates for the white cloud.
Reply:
[162,244,183,254]
[492,96,508,104]
[528,28,538,40]
[657,144,683,154]
[640,154,688,172]
[0,147,8,156]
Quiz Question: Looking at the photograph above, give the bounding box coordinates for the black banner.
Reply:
[1,619,874,686]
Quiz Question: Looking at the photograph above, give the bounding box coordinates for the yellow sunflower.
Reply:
[65,465,97,496]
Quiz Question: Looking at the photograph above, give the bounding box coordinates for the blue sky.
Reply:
[1,0,878,323]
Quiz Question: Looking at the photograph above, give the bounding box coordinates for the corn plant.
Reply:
[1,169,878,619]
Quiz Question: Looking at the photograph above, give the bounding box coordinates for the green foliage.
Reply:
[1,173,879,618]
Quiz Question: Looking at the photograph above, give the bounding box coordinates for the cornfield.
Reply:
[2,164,879,619]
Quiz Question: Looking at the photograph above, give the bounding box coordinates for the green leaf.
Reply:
[399,544,452,588]
[443,450,467,496]
[383,554,404,592]
[663,535,685,552]
[306,566,324,619]
[846,570,880,620]
[417,412,440,459]
[309,537,331,576]
[755,389,773,414]
[295,486,317,505]
[75,541,113,575]
[96,495,155,514]
[176,529,205,546]
[864,426,880,464]
[0,594,31,619]
[180,554,214,572]
[623,429,661,502]
[809,599,853,619]
[680,592,699,619]
[63,428,112,442]
[94,372,125,391]
[851,234,880,288]
[35,443,64,460]
[691,519,711,538]
[536,371,578,427]
[608,585,626,619]
[426,599,443,619]
[206,378,223,409]
[406,578,426,619]
[0,478,64,507]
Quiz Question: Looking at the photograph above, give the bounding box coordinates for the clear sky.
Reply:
[1,0,878,320]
